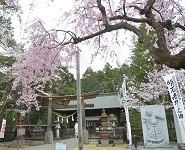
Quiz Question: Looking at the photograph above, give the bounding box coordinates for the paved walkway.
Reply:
[22,139,130,150]
[23,138,78,150]
[18,138,178,150]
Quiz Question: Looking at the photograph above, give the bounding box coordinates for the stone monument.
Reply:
[140,105,170,147]
[97,109,115,147]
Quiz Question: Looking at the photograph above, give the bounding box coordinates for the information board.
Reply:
[55,143,67,150]
[55,143,66,150]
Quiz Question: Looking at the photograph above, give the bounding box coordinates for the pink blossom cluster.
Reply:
[12,20,64,109]
[11,0,185,110]
[127,65,185,107]
[5,0,18,6]
[62,0,185,55]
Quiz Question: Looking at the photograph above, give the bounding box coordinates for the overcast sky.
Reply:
[12,0,133,76]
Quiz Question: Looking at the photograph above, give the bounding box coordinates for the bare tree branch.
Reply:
[74,22,141,43]
[97,0,109,27]
[173,23,185,31]
[109,15,149,23]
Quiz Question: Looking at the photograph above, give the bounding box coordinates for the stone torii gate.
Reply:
[36,92,98,143]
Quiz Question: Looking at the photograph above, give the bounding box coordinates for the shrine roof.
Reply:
[55,92,120,111]
[36,91,98,102]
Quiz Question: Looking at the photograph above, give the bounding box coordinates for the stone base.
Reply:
[136,144,178,150]
[83,130,89,144]
[29,140,44,146]
[11,138,25,148]
[44,131,53,144]
[97,139,115,147]
[54,137,62,140]
[178,143,185,150]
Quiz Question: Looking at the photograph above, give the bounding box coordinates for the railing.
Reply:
[28,130,45,140]
[88,127,126,140]
[61,128,75,139]
[88,127,176,143]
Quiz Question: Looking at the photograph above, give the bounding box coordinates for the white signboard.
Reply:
[124,105,132,145]
[163,73,185,142]
[119,79,132,145]
[55,143,66,150]
[0,119,6,138]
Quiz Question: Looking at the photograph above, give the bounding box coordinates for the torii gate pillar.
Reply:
[82,100,89,144]
[44,99,53,144]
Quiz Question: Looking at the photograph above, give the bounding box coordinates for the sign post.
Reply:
[163,73,185,143]
[0,119,6,138]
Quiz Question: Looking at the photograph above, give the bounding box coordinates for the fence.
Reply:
[0,127,176,143]
[0,130,45,142]
[88,127,176,143]
[60,128,75,139]
[88,127,127,141]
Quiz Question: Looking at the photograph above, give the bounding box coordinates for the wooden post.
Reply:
[44,97,53,144]
[76,50,83,150]
[81,100,86,130]
[47,98,52,131]
[82,100,89,144]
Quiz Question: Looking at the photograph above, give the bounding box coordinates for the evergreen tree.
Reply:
[44,66,76,96]
[127,24,158,85]
[81,67,100,93]
[81,63,128,93]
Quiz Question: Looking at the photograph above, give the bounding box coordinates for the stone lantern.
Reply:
[97,109,115,147]
[54,116,61,139]
[100,109,109,139]
[108,114,117,137]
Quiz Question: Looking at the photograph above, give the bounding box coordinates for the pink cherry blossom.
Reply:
[11,0,185,110]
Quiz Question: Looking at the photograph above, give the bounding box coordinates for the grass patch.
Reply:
[0,146,17,150]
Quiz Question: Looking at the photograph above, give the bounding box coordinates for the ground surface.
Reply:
[72,144,129,150]
[0,144,129,150]
[0,138,130,150]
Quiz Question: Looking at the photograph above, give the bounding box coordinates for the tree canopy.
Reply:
[6,0,185,108]
[0,1,20,115]
[81,63,125,93]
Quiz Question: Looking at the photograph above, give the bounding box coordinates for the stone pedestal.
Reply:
[97,139,115,147]
[83,129,89,144]
[44,131,53,144]
[177,143,185,150]
[12,137,25,148]
[55,128,60,138]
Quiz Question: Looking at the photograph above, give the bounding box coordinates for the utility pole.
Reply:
[76,49,83,150]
